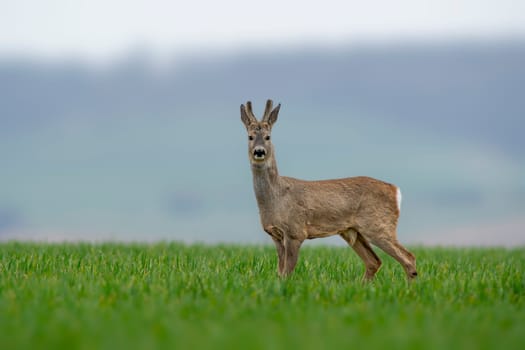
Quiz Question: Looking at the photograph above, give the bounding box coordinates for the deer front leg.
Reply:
[282,237,303,277]
[272,237,285,276]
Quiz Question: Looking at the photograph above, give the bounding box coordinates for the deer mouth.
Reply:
[253,147,266,161]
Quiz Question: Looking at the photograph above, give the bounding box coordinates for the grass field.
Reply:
[0,243,523,350]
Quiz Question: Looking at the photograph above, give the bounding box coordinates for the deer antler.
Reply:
[246,101,257,121]
[262,99,273,122]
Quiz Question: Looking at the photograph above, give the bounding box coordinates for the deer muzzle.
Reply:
[253,146,266,160]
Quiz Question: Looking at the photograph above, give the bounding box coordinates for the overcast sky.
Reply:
[1,0,524,61]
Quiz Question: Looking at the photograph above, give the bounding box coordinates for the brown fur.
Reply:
[241,100,417,280]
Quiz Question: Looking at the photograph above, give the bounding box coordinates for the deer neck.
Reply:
[251,154,281,210]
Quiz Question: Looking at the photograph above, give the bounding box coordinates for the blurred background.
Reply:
[0,1,524,246]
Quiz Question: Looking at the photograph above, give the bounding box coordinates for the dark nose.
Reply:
[253,147,266,158]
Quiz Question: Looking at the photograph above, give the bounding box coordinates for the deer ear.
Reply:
[267,103,280,126]
[240,104,254,128]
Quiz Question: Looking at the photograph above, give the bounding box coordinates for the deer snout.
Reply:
[253,146,266,160]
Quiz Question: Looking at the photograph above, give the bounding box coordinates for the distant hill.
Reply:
[2,41,524,155]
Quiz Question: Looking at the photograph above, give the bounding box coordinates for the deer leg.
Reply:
[272,237,285,275]
[282,238,303,277]
[340,231,382,281]
[372,235,417,280]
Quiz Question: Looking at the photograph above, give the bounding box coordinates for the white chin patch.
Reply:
[253,155,265,161]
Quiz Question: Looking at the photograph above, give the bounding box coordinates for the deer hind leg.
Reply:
[371,233,417,280]
[340,230,382,281]
[282,238,303,277]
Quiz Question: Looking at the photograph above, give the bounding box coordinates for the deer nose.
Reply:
[253,147,266,160]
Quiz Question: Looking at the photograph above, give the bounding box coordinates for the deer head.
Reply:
[240,99,281,168]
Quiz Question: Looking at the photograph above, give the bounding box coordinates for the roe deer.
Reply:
[240,99,417,281]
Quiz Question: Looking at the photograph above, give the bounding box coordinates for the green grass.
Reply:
[0,243,524,350]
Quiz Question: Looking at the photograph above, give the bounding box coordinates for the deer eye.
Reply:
[249,136,254,141]
[265,135,270,141]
